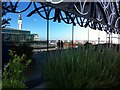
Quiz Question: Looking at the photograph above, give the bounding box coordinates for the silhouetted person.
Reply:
[61,40,63,49]
[57,40,61,49]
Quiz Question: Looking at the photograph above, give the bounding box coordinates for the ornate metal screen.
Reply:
[2,1,120,34]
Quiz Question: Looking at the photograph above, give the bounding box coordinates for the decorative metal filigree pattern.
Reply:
[2,0,120,34]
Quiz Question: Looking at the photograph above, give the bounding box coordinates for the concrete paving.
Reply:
[29,82,47,90]
[24,50,58,89]
[24,51,46,89]
[24,49,66,89]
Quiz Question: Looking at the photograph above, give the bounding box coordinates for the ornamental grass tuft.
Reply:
[43,45,120,88]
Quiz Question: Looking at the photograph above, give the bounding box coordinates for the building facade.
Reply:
[2,27,39,45]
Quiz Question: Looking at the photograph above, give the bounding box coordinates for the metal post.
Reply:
[108,32,111,47]
[47,7,49,51]
[88,27,89,43]
[47,18,49,51]
[0,2,2,70]
[106,32,107,44]
[110,32,112,48]
[118,33,120,51]
[72,24,74,48]
[98,30,100,44]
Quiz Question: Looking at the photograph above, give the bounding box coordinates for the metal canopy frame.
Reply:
[2,1,120,50]
[2,1,120,33]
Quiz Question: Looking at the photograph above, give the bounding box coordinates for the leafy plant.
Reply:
[43,45,120,88]
[2,50,31,88]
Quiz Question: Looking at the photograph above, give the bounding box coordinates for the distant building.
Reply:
[2,14,40,65]
[2,13,39,45]
[33,34,39,41]
[2,27,39,45]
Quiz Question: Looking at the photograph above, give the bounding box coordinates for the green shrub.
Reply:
[43,46,120,88]
[2,50,31,88]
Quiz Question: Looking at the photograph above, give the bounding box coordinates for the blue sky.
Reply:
[3,2,118,43]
